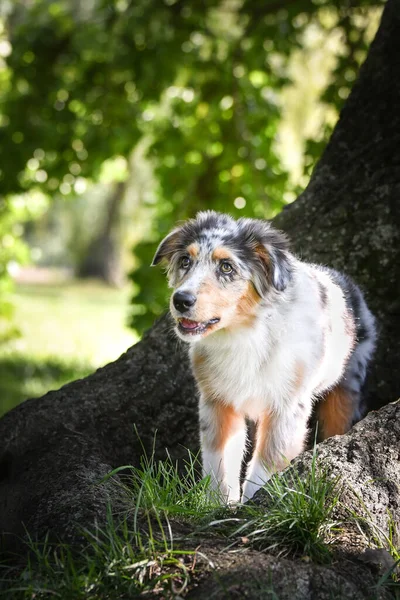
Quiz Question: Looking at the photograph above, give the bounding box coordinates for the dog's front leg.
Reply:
[199,397,246,503]
[242,408,309,502]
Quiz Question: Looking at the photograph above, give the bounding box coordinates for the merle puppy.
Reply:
[152,211,376,502]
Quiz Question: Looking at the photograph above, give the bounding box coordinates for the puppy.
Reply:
[152,211,376,502]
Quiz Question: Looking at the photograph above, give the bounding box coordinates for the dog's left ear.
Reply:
[239,218,292,294]
[260,241,292,292]
[151,228,182,266]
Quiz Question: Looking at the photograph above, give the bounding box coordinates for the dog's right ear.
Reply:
[151,228,182,266]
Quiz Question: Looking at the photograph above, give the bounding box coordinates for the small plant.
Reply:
[387,514,400,568]
[351,506,400,598]
[0,510,194,599]
[374,520,400,600]
[376,562,400,600]
[103,435,224,521]
[209,451,341,563]
[346,487,400,593]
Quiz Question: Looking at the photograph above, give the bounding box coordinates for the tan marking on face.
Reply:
[198,277,233,311]
[233,282,262,328]
[212,247,235,262]
[182,276,261,336]
[191,277,238,330]
[207,401,244,451]
[317,385,353,439]
[187,243,199,258]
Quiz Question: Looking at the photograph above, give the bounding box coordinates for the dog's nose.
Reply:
[173,291,197,313]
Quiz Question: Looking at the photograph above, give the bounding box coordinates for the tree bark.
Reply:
[1,0,400,568]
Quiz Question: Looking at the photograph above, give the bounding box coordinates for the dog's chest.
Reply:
[192,332,295,418]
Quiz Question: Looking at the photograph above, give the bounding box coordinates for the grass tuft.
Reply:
[209,451,341,563]
[0,511,194,599]
[103,437,225,522]
[350,502,400,597]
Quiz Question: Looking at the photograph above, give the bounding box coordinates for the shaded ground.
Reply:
[186,546,390,600]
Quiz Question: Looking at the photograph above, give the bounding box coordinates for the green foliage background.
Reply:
[0,0,383,335]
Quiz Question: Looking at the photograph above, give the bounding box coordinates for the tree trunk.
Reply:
[0,0,399,579]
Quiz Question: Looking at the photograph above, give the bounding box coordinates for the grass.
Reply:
[9,282,137,364]
[0,512,195,599]
[101,435,224,522]
[0,447,346,598]
[0,281,138,417]
[376,557,400,600]
[371,523,400,600]
[0,447,220,600]
[2,444,397,597]
[208,452,341,563]
[349,497,400,597]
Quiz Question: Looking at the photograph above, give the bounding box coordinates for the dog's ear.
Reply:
[257,241,292,292]
[238,218,292,294]
[151,228,182,266]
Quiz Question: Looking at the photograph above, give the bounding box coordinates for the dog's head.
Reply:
[152,211,292,341]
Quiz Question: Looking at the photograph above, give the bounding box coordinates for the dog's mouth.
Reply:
[177,317,220,335]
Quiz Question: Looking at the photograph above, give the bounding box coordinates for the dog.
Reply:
[152,211,376,502]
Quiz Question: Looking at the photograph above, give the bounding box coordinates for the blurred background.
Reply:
[0,0,383,416]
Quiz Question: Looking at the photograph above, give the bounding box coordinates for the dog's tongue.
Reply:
[180,318,200,330]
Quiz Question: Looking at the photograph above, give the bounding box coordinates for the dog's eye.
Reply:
[180,256,191,269]
[220,261,233,274]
